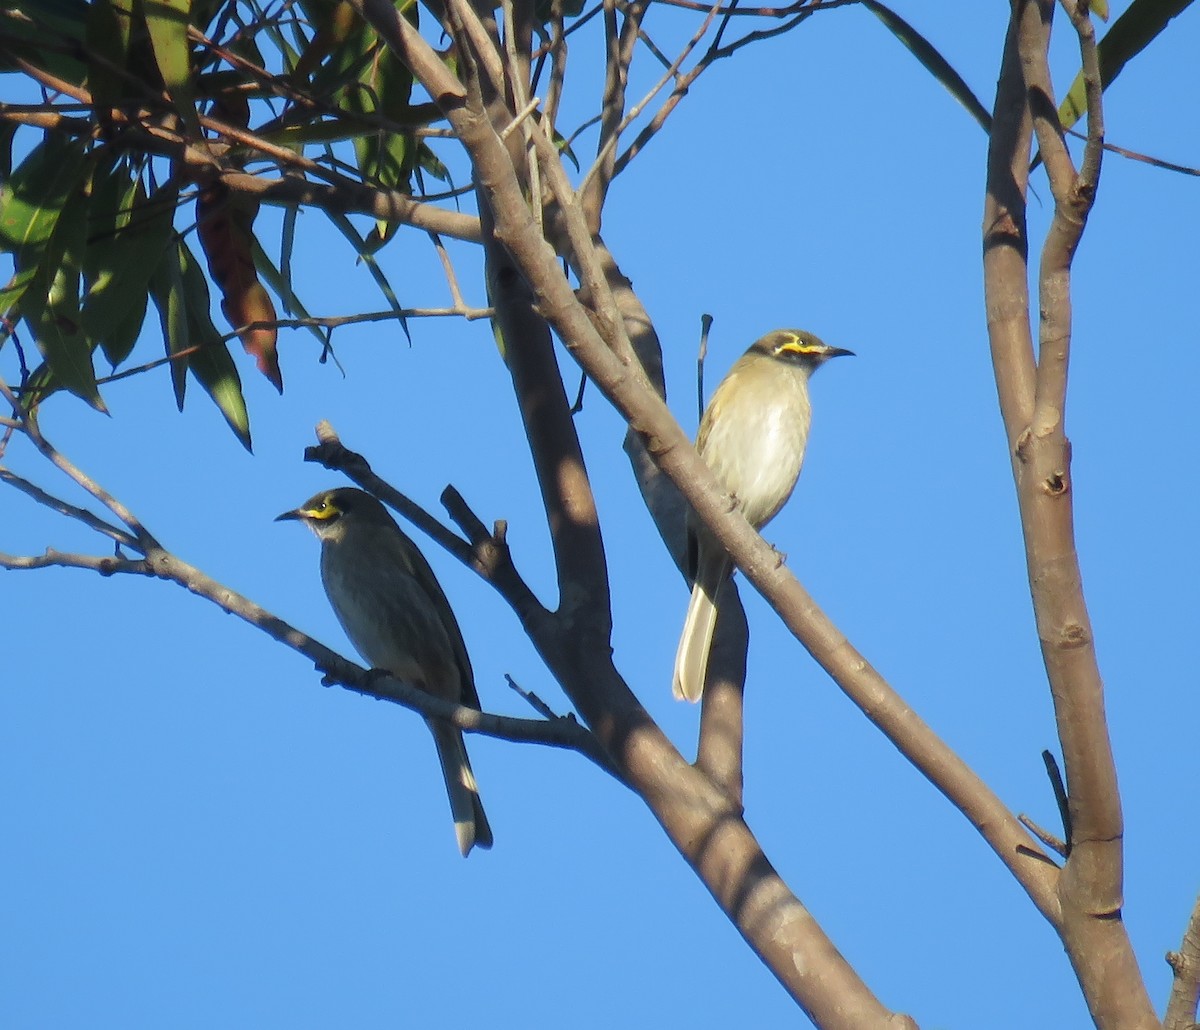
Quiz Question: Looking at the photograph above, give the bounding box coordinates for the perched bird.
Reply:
[673,329,853,702]
[276,487,493,856]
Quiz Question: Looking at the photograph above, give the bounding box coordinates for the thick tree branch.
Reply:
[476,58,614,619]
[351,5,921,1022]
[417,34,1061,922]
[984,4,1153,1028]
[982,4,1037,432]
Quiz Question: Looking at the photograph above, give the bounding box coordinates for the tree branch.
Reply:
[984,4,1154,1028]
[1166,893,1200,1030]
[0,467,138,549]
[0,439,613,774]
[351,5,921,1021]
[303,422,548,627]
[1,378,159,551]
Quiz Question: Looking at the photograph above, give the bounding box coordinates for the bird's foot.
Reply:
[362,667,392,689]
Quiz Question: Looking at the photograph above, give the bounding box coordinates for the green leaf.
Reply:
[416,141,450,183]
[149,239,252,448]
[258,120,365,149]
[148,234,192,408]
[101,291,150,367]
[323,210,404,315]
[0,136,105,408]
[251,236,326,348]
[0,0,89,84]
[863,0,992,134]
[85,0,136,110]
[83,173,178,365]
[1058,0,1194,131]
[142,0,201,136]
[178,242,252,450]
[23,185,107,410]
[304,2,420,194]
[0,135,89,297]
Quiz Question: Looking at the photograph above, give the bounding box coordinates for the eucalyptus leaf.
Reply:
[1058,0,1193,130]
[84,174,178,365]
[863,0,992,134]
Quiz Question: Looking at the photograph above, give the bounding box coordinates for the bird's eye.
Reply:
[316,500,327,511]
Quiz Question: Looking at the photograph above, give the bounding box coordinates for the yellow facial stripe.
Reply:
[303,499,341,521]
[775,336,822,356]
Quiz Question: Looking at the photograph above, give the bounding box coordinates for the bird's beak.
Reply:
[274,508,303,523]
[827,347,855,359]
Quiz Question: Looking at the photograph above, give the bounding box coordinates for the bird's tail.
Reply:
[429,720,493,856]
[672,554,729,702]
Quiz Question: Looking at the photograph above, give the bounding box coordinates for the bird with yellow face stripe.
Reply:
[673,329,853,702]
[277,488,492,856]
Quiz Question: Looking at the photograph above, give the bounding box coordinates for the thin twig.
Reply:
[1165,892,1200,1030]
[696,313,713,421]
[426,235,473,312]
[499,96,542,140]
[0,548,148,575]
[579,0,720,202]
[611,4,810,177]
[506,672,565,720]
[545,0,568,130]
[303,423,548,625]
[0,376,159,550]
[569,371,587,414]
[1041,749,1072,855]
[1018,813,1067,860]
[0,425,612,773]
[0,469,138,550]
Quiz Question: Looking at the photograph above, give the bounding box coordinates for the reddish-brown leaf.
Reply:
[195,182,282,392]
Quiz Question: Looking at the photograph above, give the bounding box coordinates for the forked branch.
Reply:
[983,3,1154,1027]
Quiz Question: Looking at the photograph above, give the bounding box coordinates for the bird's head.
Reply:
[274,487,388,541]
[752,329,854,374]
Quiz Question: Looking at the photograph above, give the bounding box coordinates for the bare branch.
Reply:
[303,422,474,566]
[378,0,1063,961]
[446,0,510,100]
[0,468,139,550]
[544,0,568,129]
[984,3,1154,1026]
[0,435,611,772]
[580,0,716,211]
[1166,893,1200,1030]
[579,0,646,226]
[0,548,150,575]
[302,422,549,627]
[349,7,929,1020]
[1017,814,1067,861]
[0,378,159,551]
[218,171,482,241]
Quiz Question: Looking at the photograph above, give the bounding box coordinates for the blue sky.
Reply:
[3,2,1198,1027]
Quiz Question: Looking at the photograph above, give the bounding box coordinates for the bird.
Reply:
[276,487,493,856]
[672,329,853,702]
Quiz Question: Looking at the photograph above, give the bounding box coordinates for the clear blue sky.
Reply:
[3,2,1198,1027]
